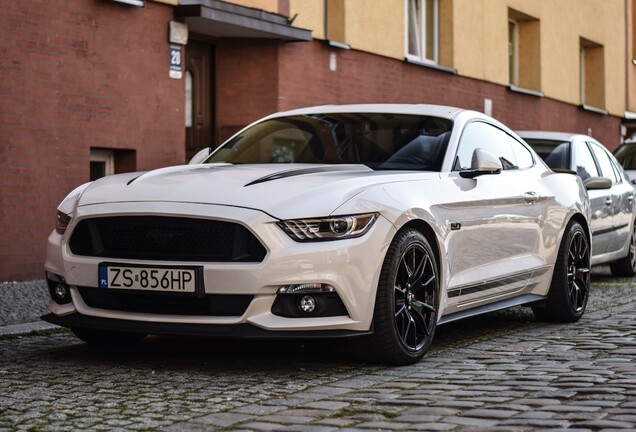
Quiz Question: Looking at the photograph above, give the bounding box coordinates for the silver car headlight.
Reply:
[278,213,379,242]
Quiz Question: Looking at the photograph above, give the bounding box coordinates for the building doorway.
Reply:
[185,40,215,162]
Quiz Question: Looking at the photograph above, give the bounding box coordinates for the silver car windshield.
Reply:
[205,113,453,171]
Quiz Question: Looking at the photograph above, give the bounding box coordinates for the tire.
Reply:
[609,221,636,277]
[362,228,439,365]
[71,327,146,346]
[533,220,590,323]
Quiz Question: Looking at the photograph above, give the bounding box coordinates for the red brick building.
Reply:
[0,0,627,281]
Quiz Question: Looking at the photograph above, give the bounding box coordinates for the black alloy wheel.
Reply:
[393,241,437,352]
[363,228,439,365]
[533,220,590,322]
[566,229,590,314]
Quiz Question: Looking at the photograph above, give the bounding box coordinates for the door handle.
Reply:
[605,197,613,206]
[524,192,539,203]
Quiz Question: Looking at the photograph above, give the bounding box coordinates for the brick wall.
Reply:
[277,41,621,149]
[216,39,280,143]
[0,0,182,281]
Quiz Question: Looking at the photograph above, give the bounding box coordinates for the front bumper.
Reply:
[45,201,395,334]
[41,312,372,339]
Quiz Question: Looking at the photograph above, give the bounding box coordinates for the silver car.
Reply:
[519,131,636,276]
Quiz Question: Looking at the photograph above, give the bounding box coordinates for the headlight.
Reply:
[55,210,71,235]
[278,213,378,241]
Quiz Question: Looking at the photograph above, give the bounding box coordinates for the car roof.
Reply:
[263,104,467,120]
[516,131,584,142]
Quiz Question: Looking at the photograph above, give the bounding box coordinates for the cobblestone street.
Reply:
[1,269,636,432]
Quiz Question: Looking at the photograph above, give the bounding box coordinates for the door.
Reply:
[571,139,612,256]
[588,141,634,255]
[185,41,215,163]
[445,121,546,305]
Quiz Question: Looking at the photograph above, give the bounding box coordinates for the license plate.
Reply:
[99,264,197,292]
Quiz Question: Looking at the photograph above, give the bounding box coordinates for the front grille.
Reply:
[69,216,266,262]
[78,287,253,317]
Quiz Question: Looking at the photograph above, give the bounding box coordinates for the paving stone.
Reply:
[313,418,357,427]
[277,425,338,432]
[354,421,413,430]
[237,422,286,431]
[574,419,636,429]
[192,412,253,427]
[462,409,519,419]
[257,415,316,425]
[301,400,350,411]
[441,415,500,427]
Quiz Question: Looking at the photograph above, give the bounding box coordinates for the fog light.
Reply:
[300,295,316,313]
[53,283,69,301]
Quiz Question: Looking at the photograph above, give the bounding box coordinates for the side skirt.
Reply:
[438,294,546,326]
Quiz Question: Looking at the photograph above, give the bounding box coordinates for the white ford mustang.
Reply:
[44,104,592,365]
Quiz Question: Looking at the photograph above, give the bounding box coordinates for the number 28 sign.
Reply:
[169,45,182,79]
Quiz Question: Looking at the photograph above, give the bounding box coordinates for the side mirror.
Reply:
[584,176,612,190]
[188,147,212,165]
[459,148,503,178]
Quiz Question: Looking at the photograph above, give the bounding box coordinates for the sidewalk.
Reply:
[0,280,59,336]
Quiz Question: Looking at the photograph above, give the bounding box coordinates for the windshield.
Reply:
[205,113,453,171]
[523,139,570,170]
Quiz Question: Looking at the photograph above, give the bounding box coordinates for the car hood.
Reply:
[76,164,439,219]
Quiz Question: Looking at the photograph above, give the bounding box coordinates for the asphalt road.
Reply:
[1,267,635,431]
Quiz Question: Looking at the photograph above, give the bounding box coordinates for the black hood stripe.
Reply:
[244,165,369,187]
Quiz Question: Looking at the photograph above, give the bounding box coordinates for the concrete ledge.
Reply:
[0,279,49,326]
[0,321,60,337]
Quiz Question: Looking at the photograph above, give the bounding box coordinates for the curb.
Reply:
[0,321,61,337]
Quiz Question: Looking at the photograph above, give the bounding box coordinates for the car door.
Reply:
[445,121,547,307]
[588,140,634,256]
[571,138,612,257]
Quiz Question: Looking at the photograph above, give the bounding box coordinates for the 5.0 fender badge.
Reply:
[450,222,462,231]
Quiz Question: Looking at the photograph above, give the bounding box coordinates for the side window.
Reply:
[589,142,619,183]
[572,141,599,181]
[608,155,627,183]
[508,136,534,169]
[454,122,517,171]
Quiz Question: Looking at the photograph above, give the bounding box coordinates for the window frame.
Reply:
[572,139,601,181]
[90,148,115,181]
[508,18,519,86]
[452,120,535,172]
[588,141,621,184]
[405,0,440,65]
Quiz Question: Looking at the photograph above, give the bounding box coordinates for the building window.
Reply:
[406,0,439,64]
[90,149,114,181]
[508,9,540,92]
[580,38,605,109]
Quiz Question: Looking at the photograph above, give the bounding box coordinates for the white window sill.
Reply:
[326,40,351,50]
[580,104,609,115]
[405,57,457,75]
[508,85,544,98]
